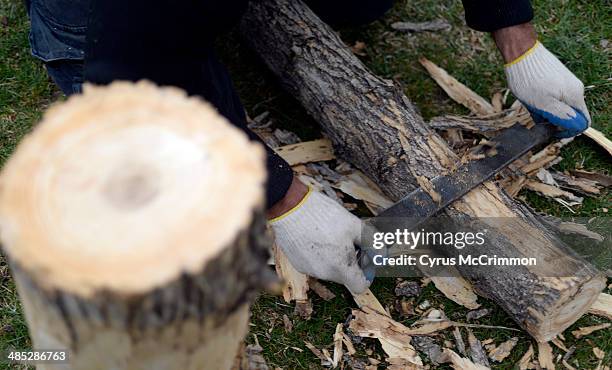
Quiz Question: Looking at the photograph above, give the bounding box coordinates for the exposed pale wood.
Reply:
[429,107,532,133]
[272,243,310,303]
[332,323,343,368]
[571,323,610,338]
[334,177,394,210]
[439,348,490,370]
[491,91,503,112]
[584,127,612,156]
[342,333,357,355]
[551,171,601,195]
[588,293,612,319]
[570,169,612,187]
[348,306,423,366]
[0,82,270,370]
[304,341,331,365]
[517,344,534,370]
[431,276,480,310]
[241,0,605,341]
[488,337,518,362]
[524,180,583,204]
[419,57,496,116]
[274,138,334,165]
[352,289,423,365]
[538,341,555,370]
[352,289,387,315]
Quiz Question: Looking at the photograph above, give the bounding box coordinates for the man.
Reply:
[28,0,590,294]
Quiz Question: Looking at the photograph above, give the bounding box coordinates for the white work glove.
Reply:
[505,41,590,138]
[270,187,370,294]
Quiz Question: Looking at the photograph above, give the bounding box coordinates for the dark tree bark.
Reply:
[241,0,605,341]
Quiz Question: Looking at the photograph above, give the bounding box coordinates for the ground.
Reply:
[0,0,610,369]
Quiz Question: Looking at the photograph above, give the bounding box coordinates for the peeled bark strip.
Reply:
[0,82,271,370]
[241,0,605,341]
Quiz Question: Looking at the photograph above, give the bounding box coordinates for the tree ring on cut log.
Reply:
[533,276,606,341]
[0,81,267,298]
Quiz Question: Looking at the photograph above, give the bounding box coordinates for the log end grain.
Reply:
[0,81,267,297]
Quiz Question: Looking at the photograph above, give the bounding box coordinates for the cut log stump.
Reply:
[241,0,605,341]
[0,82,271,370]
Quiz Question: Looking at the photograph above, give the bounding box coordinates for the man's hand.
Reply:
[494,23,590,138]
[269,179,369,294]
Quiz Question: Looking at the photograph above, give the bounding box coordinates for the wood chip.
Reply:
[439,348,490,370]
[431,275,480,309]
[551,337,568,352]
[562,359,576,370]
[584,127,612,156]
[593,347,605,360]
[342,333,357,356]
[407,320,453,335]
[348,306,423,366]
[282,314,293,333]
[334,177,394,210]
[551,171,602,195]
[304,341,331,366]
[488,337,518,362]
[491,91,503,112]
[570,169,612,187]
[453,327,467,356]
[524,180,583,205]
[503,175,527,198]
[275,138,334,166]
[391,19,451,32]
[562,345,575,363]
[272,243,309,303]
[467,328,490,367]
[538,341,555,370]
[308,278,336,301]
[517,344,534,370]
[332,323,343,368]
[571,323,610,338]
[352,289,387,315]
[419,57,496,116]
[589,293,612,320]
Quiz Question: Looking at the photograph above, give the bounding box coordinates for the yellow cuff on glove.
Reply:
[504,40,540,67]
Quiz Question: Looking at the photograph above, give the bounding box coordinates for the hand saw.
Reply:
[358,122,556,279]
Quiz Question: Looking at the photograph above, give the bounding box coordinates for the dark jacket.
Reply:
[27,0,533,206]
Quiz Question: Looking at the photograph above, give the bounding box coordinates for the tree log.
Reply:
[240,0,605,341]
[0,82,271,369]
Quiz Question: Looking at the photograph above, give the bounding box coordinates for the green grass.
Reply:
[0,0,610,369]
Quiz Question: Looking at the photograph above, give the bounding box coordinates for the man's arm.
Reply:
[461,0,533,33]
[461,1,590,137]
